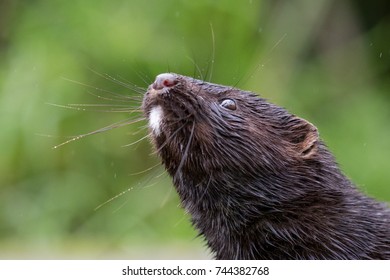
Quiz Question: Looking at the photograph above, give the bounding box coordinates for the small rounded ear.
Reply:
[285,116,319,159]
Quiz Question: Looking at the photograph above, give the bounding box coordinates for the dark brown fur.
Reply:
[142,73,390,260]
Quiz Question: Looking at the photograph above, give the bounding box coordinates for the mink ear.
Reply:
[286,116,319,158]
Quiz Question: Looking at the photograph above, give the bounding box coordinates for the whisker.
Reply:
[186,56,204,81]
[95,165,165,211]
[160,175,173,208]
[124,70,151,87]
[52,117,145,149]
[35,133,61,139]
[121,133,150,147]
[173,214,188,228]
[128,162,161,176]
[85,89,142,103]
[87,67,147,94]
[206,22,216,82]
[68,103,133,107]
[94,186,135,211]
[68,103,142,112]
[106,73,147,94]
[154,170,168,179]
[138,180,160,190]
[129,124,148,136]
[111,200,130,214]
[62,77,140,101]
[234,33,287,88]
[46,102,89,112]
[46,102,142,113]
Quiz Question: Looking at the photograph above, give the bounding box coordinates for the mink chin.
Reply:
[142,73,390,260]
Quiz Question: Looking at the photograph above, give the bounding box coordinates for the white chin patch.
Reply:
[149,106,163,136]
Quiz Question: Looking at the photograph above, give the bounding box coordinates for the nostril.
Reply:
[152,73,178,90]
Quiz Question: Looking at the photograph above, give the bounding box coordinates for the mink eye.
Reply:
[220,99,237,110]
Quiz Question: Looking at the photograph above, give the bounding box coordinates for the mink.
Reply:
[142,73,390,260]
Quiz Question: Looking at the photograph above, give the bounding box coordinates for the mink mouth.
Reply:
[151,92,196,131]
[143,76,200,144]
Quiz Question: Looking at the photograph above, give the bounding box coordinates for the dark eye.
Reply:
[220,99,237,110]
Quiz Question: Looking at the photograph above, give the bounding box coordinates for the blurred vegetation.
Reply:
[0,0,389,259]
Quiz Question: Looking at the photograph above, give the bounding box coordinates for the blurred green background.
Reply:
[0,0,389,259]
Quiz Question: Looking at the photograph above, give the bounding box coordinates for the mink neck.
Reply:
[171,144,353,235]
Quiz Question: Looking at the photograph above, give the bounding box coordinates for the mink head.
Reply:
[142,73,320,183]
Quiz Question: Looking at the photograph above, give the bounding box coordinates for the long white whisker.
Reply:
[53,117,145,149]
[121,133,150,147]
[207,22,216,82]
[46,102,142,113]
[86,67,146,94]
[94,187,134,211]
[128,162,161,176]
[61,77,141,101]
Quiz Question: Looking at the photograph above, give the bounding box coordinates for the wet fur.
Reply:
[142,74,390,260]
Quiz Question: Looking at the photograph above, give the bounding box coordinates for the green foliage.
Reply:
[0,0,388,258]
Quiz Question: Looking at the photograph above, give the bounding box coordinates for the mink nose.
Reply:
[152,73,178,90]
